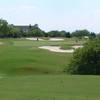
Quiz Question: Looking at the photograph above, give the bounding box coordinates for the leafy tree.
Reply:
[9,25,21,38]
[65,32,71,38]
[89,32,96,39]
[47,31,61,37]
[30,24,44,37]
[47,30,71,38]
[71,29,90,38]
[31,29,44,37]
[65,37,100,75]
[43,31,48,37]
[0,19,9,37]
[60,31,71,38]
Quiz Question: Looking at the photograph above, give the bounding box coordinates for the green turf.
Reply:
[0,75,100,100]
[0,38,98,100]
[0,38,74,75]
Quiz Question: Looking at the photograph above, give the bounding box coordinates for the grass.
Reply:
[0,38,99,100]
[0,75,100,100]
[0,38,73,75]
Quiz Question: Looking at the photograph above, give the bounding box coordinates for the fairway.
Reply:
[0,38,99,100]
[0,38,74,75]
[0,75,100,100]
[0,0,100,99]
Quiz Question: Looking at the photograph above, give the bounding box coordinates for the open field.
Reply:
[0,38,99,100]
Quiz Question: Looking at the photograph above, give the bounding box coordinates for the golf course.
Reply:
[0,0,100,99]
[0,38,100,100]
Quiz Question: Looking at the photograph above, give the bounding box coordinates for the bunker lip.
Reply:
[39,45,83,53]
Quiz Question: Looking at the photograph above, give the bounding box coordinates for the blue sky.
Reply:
[0,0,100,32]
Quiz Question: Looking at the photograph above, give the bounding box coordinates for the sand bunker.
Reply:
[26,38,44,41]
[39,45,83,53]
[39,46,74,53]
[49,38,64,41]
[26,38,64,41]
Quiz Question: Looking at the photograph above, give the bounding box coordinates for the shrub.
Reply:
[65,37,100,75]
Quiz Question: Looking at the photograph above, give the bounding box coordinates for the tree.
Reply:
[47,30,71,38]
[89,32,96,39]
[9,25,21,38]
[0,18,9,37]
[30,24,44,37]
[60,31,71,38]
[65,37,100,75]
[71,29,90,38]
[43,31,48,37]
[31,29,44,37]
[65,32,71,38]
[47,31,61,37]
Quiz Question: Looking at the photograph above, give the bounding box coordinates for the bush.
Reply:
[65,37,100,75]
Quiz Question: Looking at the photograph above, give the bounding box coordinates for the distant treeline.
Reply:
[0,18,98,38]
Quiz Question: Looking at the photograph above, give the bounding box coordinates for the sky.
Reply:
[0,0,100,33]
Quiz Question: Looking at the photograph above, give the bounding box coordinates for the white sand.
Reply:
[26,38,44,41]
[39,46,74,53]
[49,38,64,41]
[26,38,64,41]
[39,45,83,53]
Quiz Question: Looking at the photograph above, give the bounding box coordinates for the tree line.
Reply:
[0,18,97,38]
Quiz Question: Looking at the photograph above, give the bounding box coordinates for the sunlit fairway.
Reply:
[0,38,99,100]
[0,38,74,75]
